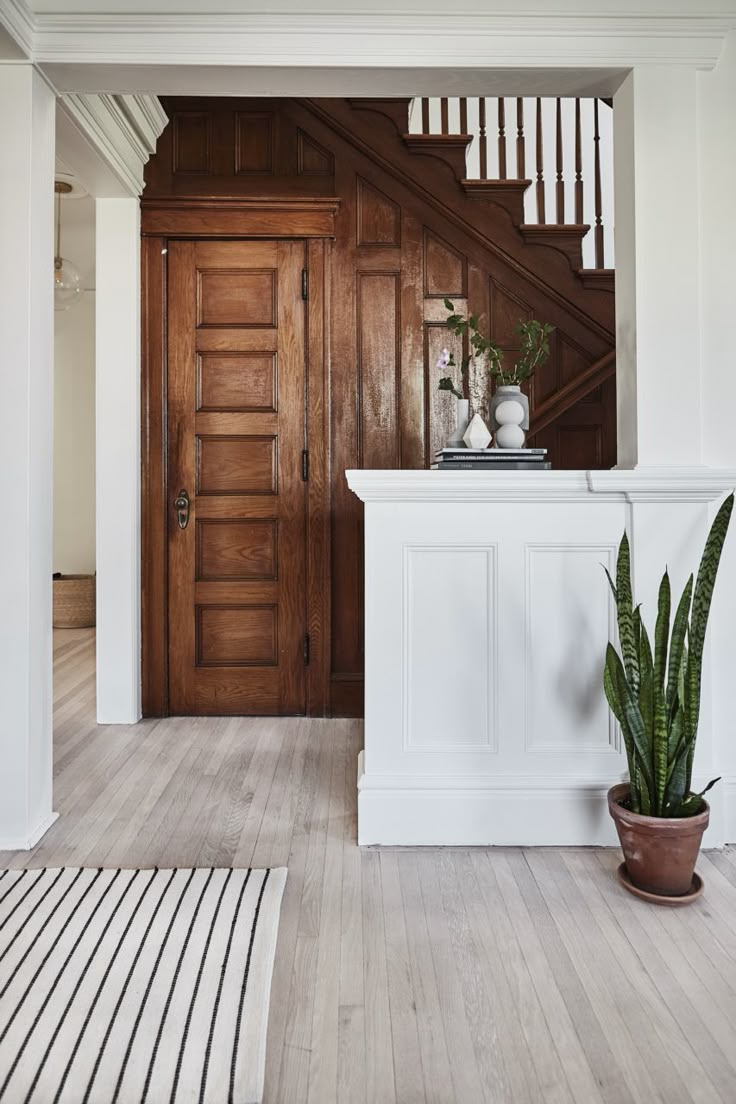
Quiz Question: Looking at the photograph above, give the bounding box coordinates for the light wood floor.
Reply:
[3,629,736,1102]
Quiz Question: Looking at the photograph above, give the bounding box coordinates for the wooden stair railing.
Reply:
[411,96,613,278]
[529,348,616,437]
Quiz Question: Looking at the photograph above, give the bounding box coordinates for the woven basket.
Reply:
[53,574,96,628]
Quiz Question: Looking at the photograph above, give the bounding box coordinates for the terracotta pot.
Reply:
[607,783,709,897]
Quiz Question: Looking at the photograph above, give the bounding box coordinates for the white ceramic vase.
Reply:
[446,398,470,447]
[494,396,526,448]
[463,412,492,450]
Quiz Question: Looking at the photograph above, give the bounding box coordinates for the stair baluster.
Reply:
[479,98,488,179]
[593,99,605,267]
[556,98,565,223]
[516,97,526,179]
[459,97,468,135]
[421,97,430,133]
[575,99,583,225]
[498,98,507,179]
[535,98,546,222]
[440,97,449,135]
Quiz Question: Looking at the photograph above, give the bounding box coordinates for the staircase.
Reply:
[407,96,614,286]
[307,95,616,461]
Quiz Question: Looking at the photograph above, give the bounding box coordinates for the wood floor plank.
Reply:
[2,631,736,1104]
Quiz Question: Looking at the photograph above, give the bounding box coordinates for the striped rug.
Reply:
[0,866,286,1104]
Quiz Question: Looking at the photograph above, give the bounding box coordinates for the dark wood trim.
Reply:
[306,237,331,715]
[530,348,616,436]
[141,204,335,718]
[519,223,591,272]
[330,675,364,718]
[141,235,169,716]
[140,197,341,239]
[577,268,615,293]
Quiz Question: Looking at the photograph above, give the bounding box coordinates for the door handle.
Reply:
[174,489,190,530]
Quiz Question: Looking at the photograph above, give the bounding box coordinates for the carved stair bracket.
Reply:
[461,179,532,227]
[402,133,472,185]
[347,98,413,135]
[519,224,591,272]
[577,268,615,293]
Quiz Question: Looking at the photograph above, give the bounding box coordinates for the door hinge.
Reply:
[302,448,309,481]
[301,268,308,300]
[303,632,310,666]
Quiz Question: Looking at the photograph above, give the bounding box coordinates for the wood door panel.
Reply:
[168,238,306,715]
[197,352,277,412]
[197,269,277,327]
[196,605,277,666]
[196,518,278,581]
[196,434,277,495]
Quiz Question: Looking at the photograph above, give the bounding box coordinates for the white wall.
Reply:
[0,64,57,849]
[53,194,96,575]
[697,30,736,837]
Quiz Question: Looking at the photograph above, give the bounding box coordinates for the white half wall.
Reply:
[0,64,58,849]
[95,198,142,724]
[349,470,736,847]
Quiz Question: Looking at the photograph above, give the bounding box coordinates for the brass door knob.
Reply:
[174,489,190,529]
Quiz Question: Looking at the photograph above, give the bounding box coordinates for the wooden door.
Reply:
[167,240,307,714]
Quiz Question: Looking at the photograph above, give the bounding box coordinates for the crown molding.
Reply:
[0,0,36,57]
[346,467,736,503]
[56,92,167,197]
[0,7,727,71]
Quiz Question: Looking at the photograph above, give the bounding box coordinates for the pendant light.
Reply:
[54,180,81,311]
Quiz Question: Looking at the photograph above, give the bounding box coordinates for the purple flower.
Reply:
[435,347,451,371]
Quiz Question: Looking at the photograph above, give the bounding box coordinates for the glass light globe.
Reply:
[54,257,82,311]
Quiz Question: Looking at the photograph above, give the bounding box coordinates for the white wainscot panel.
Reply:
[525,543,618,753]
[404,545,497,751]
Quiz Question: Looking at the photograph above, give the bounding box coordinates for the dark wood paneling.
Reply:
[142,97,616,718]
[235,112,274,175]
[172,112,211,174]
[356,177,401,246]
[357,271,400,468]
[423,229,466,298]
[298,129,335,177]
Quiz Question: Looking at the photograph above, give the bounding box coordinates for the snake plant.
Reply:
[603,493,733,818]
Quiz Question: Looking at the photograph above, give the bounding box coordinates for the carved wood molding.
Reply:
[530,348,616,435]
[140,196,341,237]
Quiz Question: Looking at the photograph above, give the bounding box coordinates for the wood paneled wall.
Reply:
[143,97,616,716]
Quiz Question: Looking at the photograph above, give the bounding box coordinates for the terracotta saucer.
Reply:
[616,862,703,906]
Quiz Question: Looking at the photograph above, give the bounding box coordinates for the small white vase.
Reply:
[463,412,492,450]
[495,397,526,449]
[446,398,470,447]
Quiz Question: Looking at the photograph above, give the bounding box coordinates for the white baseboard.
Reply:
[0,811,58,852]
[723,776,736,845]
[357,757,736,847]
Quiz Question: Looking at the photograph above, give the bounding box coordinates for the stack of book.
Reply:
[432,447,551,470]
